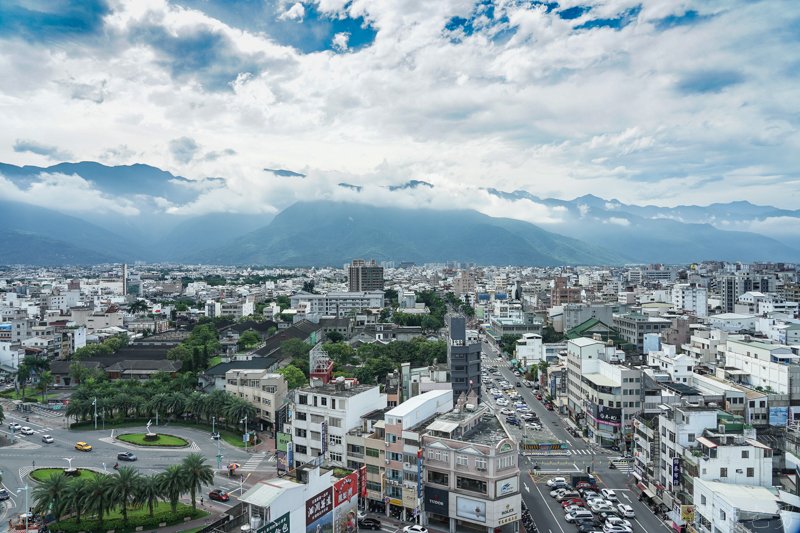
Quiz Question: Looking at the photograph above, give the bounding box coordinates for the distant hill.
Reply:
[0,229,118,265]
[182,201,630,266]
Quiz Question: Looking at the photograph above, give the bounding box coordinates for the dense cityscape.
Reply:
[2,259,800,533]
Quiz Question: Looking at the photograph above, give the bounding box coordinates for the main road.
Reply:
[0,407,273,528]
[480,340,670,533]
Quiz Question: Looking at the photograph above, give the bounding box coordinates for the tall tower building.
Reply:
[348,258,384,292]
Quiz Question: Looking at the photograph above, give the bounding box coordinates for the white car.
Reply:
[603,526,631,533]
[586,498,611,507]
[616,505,635,518]
[20,427,34,435]
[547,477,567,487]
[550,488,568,497]
[601,489,618,502]
[563,505,583,514]
[500,408,514,415]
[496,399,509,406]
[403,526,428,533]
[8,423,21,431]
[42,435,54,444]
[606,517,632,529]
[591,505,615,514]
[526,423,541,430]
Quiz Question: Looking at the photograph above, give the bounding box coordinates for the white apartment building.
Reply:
[566,338,643,448]
[693,480,779,533]
[290,291,385,317]
[225,369,288,428]
[453,273,476,299]
[722,338,800,396]
[692,433,772,487]
[657,405,719,494]
[647,345,694,385]
[290,382,387,468]
[514,334,543,367]
[708,313,757,332]
[672,283,707,317]
[47,290,81,312]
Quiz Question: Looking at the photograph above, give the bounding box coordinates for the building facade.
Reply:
[348,259,385,292]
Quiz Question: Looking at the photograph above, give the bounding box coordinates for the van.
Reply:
[557,491,581,502]
[566,511,594,523]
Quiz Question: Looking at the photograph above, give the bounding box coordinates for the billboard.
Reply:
[333,473,358,533]
[425,486,449,517]
[257,512,290,533]
[359,466,367,498]
[456,496,486,523]
[306,488,333,533]
[277,432,292,452]
[495,477,518,496]
[770,406,789,427]
[672,458,681,487]
[276,451,287,472]
[680,506,695,524]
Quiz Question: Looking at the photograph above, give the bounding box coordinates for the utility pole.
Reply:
[93,397,97,430]
[241,416,249,452]
[17,485,29,533]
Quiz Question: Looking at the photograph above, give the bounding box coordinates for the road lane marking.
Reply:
[530,472,565,533]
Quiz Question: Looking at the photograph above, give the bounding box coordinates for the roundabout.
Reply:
[116,433,191,447]
[29,467,92,482]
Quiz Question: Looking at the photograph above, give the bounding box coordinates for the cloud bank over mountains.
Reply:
[0,0,799,226]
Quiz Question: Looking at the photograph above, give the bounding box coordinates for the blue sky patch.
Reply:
[575,5,641,30]
[169,0,376,54]
[0,0,110,43]
[558,6,590,20]
[652,10,713,30]
[677,70,745,94]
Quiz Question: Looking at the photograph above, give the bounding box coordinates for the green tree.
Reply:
[32,472,68,522]
[281,338,312,359]
[63,478,87,524]
[277,365,308,389]
[38,370,54,402]
[325,342,355,365]
[68,361,89,384]
[302,280,316,293]
[134,474,162,517]
[167,344,192,361]
[181,453,215,509]
[383,288,398,302]
[82,472,116,528]
[14,363,32,401]
[239,331,261,348]
[0,403,4,424]
[157,465,187,513]
[542,325,564,344]
[129,300,149,314]
[326,330,344,343]
[112,465,141,525]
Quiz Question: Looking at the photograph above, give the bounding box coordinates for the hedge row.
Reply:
[54,506,207,533]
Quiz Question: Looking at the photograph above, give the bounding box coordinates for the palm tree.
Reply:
[129,300,149,315]
[224,396,256,431]
[157,465,187,513]
[185,391,205,423]
[63,478,87,524]
[149,392,170,421]
[32,472,68,522]
[83,473,115,527]
[113,392,133,419]
[166,391,186,419]
[65,400,86,425]
[112,466,141,525]
[174,372,197,393]
[134,474,162,517]
[180,453,214,509]
[15,363,32,401]
[131,396,148,418]
[38,370,54,403]
[207,389,230,424]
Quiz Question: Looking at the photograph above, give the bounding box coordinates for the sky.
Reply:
[1,0,800,221]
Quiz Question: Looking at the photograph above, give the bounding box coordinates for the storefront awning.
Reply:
[637,483,656,499]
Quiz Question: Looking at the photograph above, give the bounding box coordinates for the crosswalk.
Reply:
[239,452,267,471]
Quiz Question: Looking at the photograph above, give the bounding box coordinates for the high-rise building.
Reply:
[446,315,482,404]
[719,273,776,313]
[348,259,385,292]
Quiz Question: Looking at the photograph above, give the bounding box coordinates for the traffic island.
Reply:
[116,433,190,447]
[30,467,92,482]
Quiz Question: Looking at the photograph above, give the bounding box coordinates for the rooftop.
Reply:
[296,382,377,398]
[386,389,451,418]
[431,410,510,446]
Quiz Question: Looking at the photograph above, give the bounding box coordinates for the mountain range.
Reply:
[0,161,798,266]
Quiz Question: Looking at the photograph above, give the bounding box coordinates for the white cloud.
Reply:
[0,172,140,215]
[279,3,306,21]
[604,217,631,227]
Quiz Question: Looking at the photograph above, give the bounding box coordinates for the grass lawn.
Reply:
[71,418,262,448]
[30,468,91,482]
[0,391,60,401]
[118,433,189,446]
[208,356,222,367]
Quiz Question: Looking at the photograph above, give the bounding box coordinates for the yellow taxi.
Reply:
[75,442,92,452]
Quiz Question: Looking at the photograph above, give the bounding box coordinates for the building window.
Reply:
[329,417,342,428]
[299,395,308,405]
[295,444,308,454]
[331,399,336,409]
[295,428,307,438]
[330,435,342,446]
[720,468,727,478]
[366,448,380,458]
[456,476,487,494]
[296,411,308,421]
[701,495,706,505]
[310,431,321,441]
[720,510,726,521]
[742,450,749,459]
[310,414,324,424]
[389,452,402,462]
[367,481,382,492]
[497,455,514,469]
[330,452,342,462]
[387,434,397,443]
[457,454,468,466]
[475,458,487,470]
[428,471,448,485]
[321,397,327,406]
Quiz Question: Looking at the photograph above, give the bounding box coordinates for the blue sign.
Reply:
[417,452,423,498]
[288,444,294,469]
[769,407,789,427]
[672,457,681,487]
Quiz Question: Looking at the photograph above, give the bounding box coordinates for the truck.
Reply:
[570,474,597,489]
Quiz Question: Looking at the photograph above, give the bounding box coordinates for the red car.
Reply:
[209,489,229,502]
[536,394,543,400]
[546,403,554,411]
[561,499,584,508]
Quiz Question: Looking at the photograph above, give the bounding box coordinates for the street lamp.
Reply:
[92,397,97,430]
[240,416,248,452]
[17,485,29,533]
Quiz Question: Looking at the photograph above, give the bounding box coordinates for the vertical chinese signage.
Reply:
[306,488,333,533]
[359,466,367,497]
[322,422,327,454]
[277,432,292,452]
[333,472,358,533]
[672,457,681,487]
[417,449,423,498]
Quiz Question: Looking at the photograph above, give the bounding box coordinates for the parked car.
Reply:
[575,521,604,532]
[547,477,567,487]
[605,517,632,529]
[602,526,631,533]
[546,403,555,410]
[557,491,581,502]
[536,394,543,400]
[41,435,54,444]
[0,488,9,501]
[565,511,594,523]
[586,498,610,508]
[500,408,514,415]
[564,505,584,515]
[616,505,635,518]
[590,505,615,515]
[600,489,618,502]
[118,451,138,461]
[75,442,92,451]
[359,519,382,530]
[209,489,230,501]
[550,487,569,497]
[20,427,34,435]
[527,422,542,430]
[403,526,428,533]
[561,499,584,508]
[595,511,621,522]
[506,418,521,426]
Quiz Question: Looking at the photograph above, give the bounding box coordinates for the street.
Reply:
[480,340,670,533]
[0,407,274,528]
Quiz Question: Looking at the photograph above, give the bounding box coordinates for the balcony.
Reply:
[348,451,365,459]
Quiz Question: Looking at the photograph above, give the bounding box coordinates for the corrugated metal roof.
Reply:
[696,436,717,448]
[426,420,459,432]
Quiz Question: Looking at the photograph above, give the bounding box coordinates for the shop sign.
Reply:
[256,512,289,533]
[680,506,695,523]
[425,486,449,517]
[496,477,518,496]
[672,458,681,487]
[306,488,333,526]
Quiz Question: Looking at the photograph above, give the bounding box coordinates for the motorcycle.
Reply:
[113,463,119,470]
[609,462,615,469]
